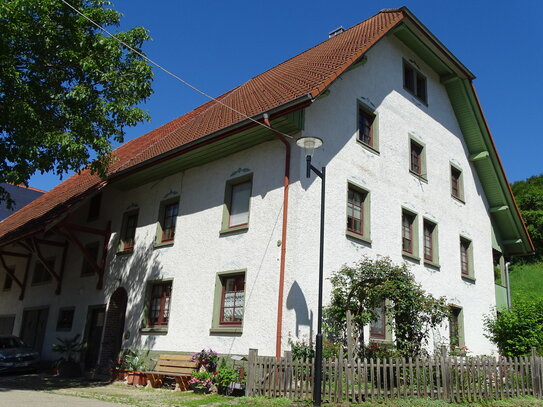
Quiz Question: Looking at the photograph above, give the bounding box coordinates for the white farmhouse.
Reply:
[0,7,533,367]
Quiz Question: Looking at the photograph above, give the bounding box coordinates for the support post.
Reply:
[440,346,450,401]
[532,347,541,398]
[247,348,258,397]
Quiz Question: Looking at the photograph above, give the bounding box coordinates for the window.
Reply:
[211,270,246,334]
[450,165,464,201]
[423,220,439,266]
[460,237,474,280]
[147,281,172,327]
[56,307,75,331]
[493,249,504,286]
[221,175,252,234]
[356,101,379,152]
[81,241,100,276]
[346,185,370,242]
[401,209,418,259]
[87,193,102,221]
[409,138,426,179]
[403,59,427,104]
[155,198,179,245]
[118,210,138,253]
[32,258,54,285]
[449,306,465,348]
[3,269,14,291]
[370,302,386,340]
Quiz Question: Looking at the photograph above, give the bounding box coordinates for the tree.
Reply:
[0,0,153,207]
[484,300,543,356]
[324,256,449,356]
[511,174,543,260]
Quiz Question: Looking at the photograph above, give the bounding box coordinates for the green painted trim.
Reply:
[221,174,253,235]
[316,90,330,100]
[346,181,371,242]
[356,99,380,153]
[450,162,465,202]
[140,278,174,332]
[154,197,179,247]
[408,134,428,182]
[490,205,509,213]
[459,235,475,281]
[211,269,246,335]
[469,151,490,162]
[495,284,508,311]
[423,218,440,268]
[402,207,420,261]
[449,306,465,347]
[346,55,368,72]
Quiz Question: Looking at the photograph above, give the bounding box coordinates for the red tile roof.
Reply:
[0,8,404,244]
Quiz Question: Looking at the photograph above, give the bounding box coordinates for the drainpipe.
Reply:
[505,262,512,309]
[263,113,291,359]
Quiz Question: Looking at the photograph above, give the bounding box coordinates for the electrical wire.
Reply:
[60,0,295,139]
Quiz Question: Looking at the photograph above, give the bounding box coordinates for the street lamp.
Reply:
[296,136,325,407]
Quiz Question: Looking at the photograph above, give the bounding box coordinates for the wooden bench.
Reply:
[144,354,198,391]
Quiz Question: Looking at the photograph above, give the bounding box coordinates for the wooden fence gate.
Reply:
[246,348,543,403]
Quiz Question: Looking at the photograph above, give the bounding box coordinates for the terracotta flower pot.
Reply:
[127,371,147,386]
[111,369,128,382]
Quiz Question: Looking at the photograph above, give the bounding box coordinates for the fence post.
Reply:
[532,347,541,398]
[285,350,292,399]
[247,348,258,396]
[440,346,450,401]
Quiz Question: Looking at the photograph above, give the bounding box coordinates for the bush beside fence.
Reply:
[245,348,543,403]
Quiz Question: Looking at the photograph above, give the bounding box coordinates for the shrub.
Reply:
[484,300,543,356]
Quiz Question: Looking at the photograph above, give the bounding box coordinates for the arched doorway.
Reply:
[99,287,128,368]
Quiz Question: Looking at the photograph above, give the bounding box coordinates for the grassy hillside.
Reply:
[509,262,543,303]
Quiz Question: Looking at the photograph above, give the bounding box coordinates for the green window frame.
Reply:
[31,257,55,285]
[140,278,173,335]
[356,100,379,153]
[221,174,252,235]
[449,305,465,349]
[118,209,139,254]
[450,164,465,202]
[155,197,180,247]
[210,270,246,335]
[423,219,439,268]
[401,208,419,261]
[460,236,475,282]
[409,135,427,181]
[346,182,371,244]
[403,59,427,105]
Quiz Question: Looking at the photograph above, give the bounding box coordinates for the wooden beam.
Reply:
[440,73,460,85]
[31,237,61,282]
[469,151,490,162]
[0,254,23,289]
[19,255,31,301]
[490,205,509,213]
[504,239,523,245]
[62,222,110,237]
[56,240,69,295]
[0,250,30,258]
[17,241,33,254]
[97,221,112,290]
[34,238,68,248]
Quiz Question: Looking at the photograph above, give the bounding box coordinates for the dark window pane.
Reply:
[358,109,374,146]
[404,62,415,92]
[347,188,364,235]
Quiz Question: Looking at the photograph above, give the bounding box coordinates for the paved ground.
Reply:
[0,388,129,406]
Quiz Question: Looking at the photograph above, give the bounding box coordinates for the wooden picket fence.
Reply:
[245,348,543,402]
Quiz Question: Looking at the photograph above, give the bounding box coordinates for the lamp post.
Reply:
[296,136,325,407]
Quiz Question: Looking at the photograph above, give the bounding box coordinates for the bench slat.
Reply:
[153,366,196,374]
[159,354,194,361]
[157,360,198,368]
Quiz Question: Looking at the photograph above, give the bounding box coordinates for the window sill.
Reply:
[356,139,380,155]
[209,326,243,335]
[424,260,441,270]
[154,240,174,249]
[140,327,168,335]
[346,230,371,245]
[462,275,476,284]
[116,249,133,256]
[219,224,249,236]
[402,252,420,262]
[409,170,428,183]
[452,195,465,204]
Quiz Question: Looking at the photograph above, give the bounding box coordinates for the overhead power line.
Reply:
[60,0,295,139]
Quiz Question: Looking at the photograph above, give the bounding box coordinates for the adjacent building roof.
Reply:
[0,7,533,255]
[0,184,45,221]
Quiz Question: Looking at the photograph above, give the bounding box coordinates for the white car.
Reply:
[0,336,40,373]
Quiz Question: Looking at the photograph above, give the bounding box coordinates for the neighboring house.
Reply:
[0,183,45,221]
[0,7,533,366]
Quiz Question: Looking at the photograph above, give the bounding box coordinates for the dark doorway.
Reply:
[99,287,128,367]
[83,305,106,370]
[20,307,49,354]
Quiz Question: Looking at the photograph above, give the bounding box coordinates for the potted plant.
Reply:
[110,357,128,381]
[191,349,218,372]
[123,349,148,386]
[189,371,213,393]
[213,359,239,395]
[52,334,83,378]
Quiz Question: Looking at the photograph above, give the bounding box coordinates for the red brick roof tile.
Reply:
[0,9,404,243]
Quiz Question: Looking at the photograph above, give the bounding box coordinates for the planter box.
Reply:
[127,371,147,386]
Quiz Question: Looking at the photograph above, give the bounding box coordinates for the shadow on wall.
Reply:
[286,281,313,340]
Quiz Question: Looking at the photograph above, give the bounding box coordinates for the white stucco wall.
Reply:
[0,35,500,361]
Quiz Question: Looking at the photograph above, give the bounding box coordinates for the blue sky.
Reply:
[30,0,543,190]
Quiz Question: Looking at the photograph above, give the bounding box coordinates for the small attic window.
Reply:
[403,59,427,104]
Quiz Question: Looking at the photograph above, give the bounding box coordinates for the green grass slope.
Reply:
[509,262,543,303]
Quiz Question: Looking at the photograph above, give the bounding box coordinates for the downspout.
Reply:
[263,113,291,359]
